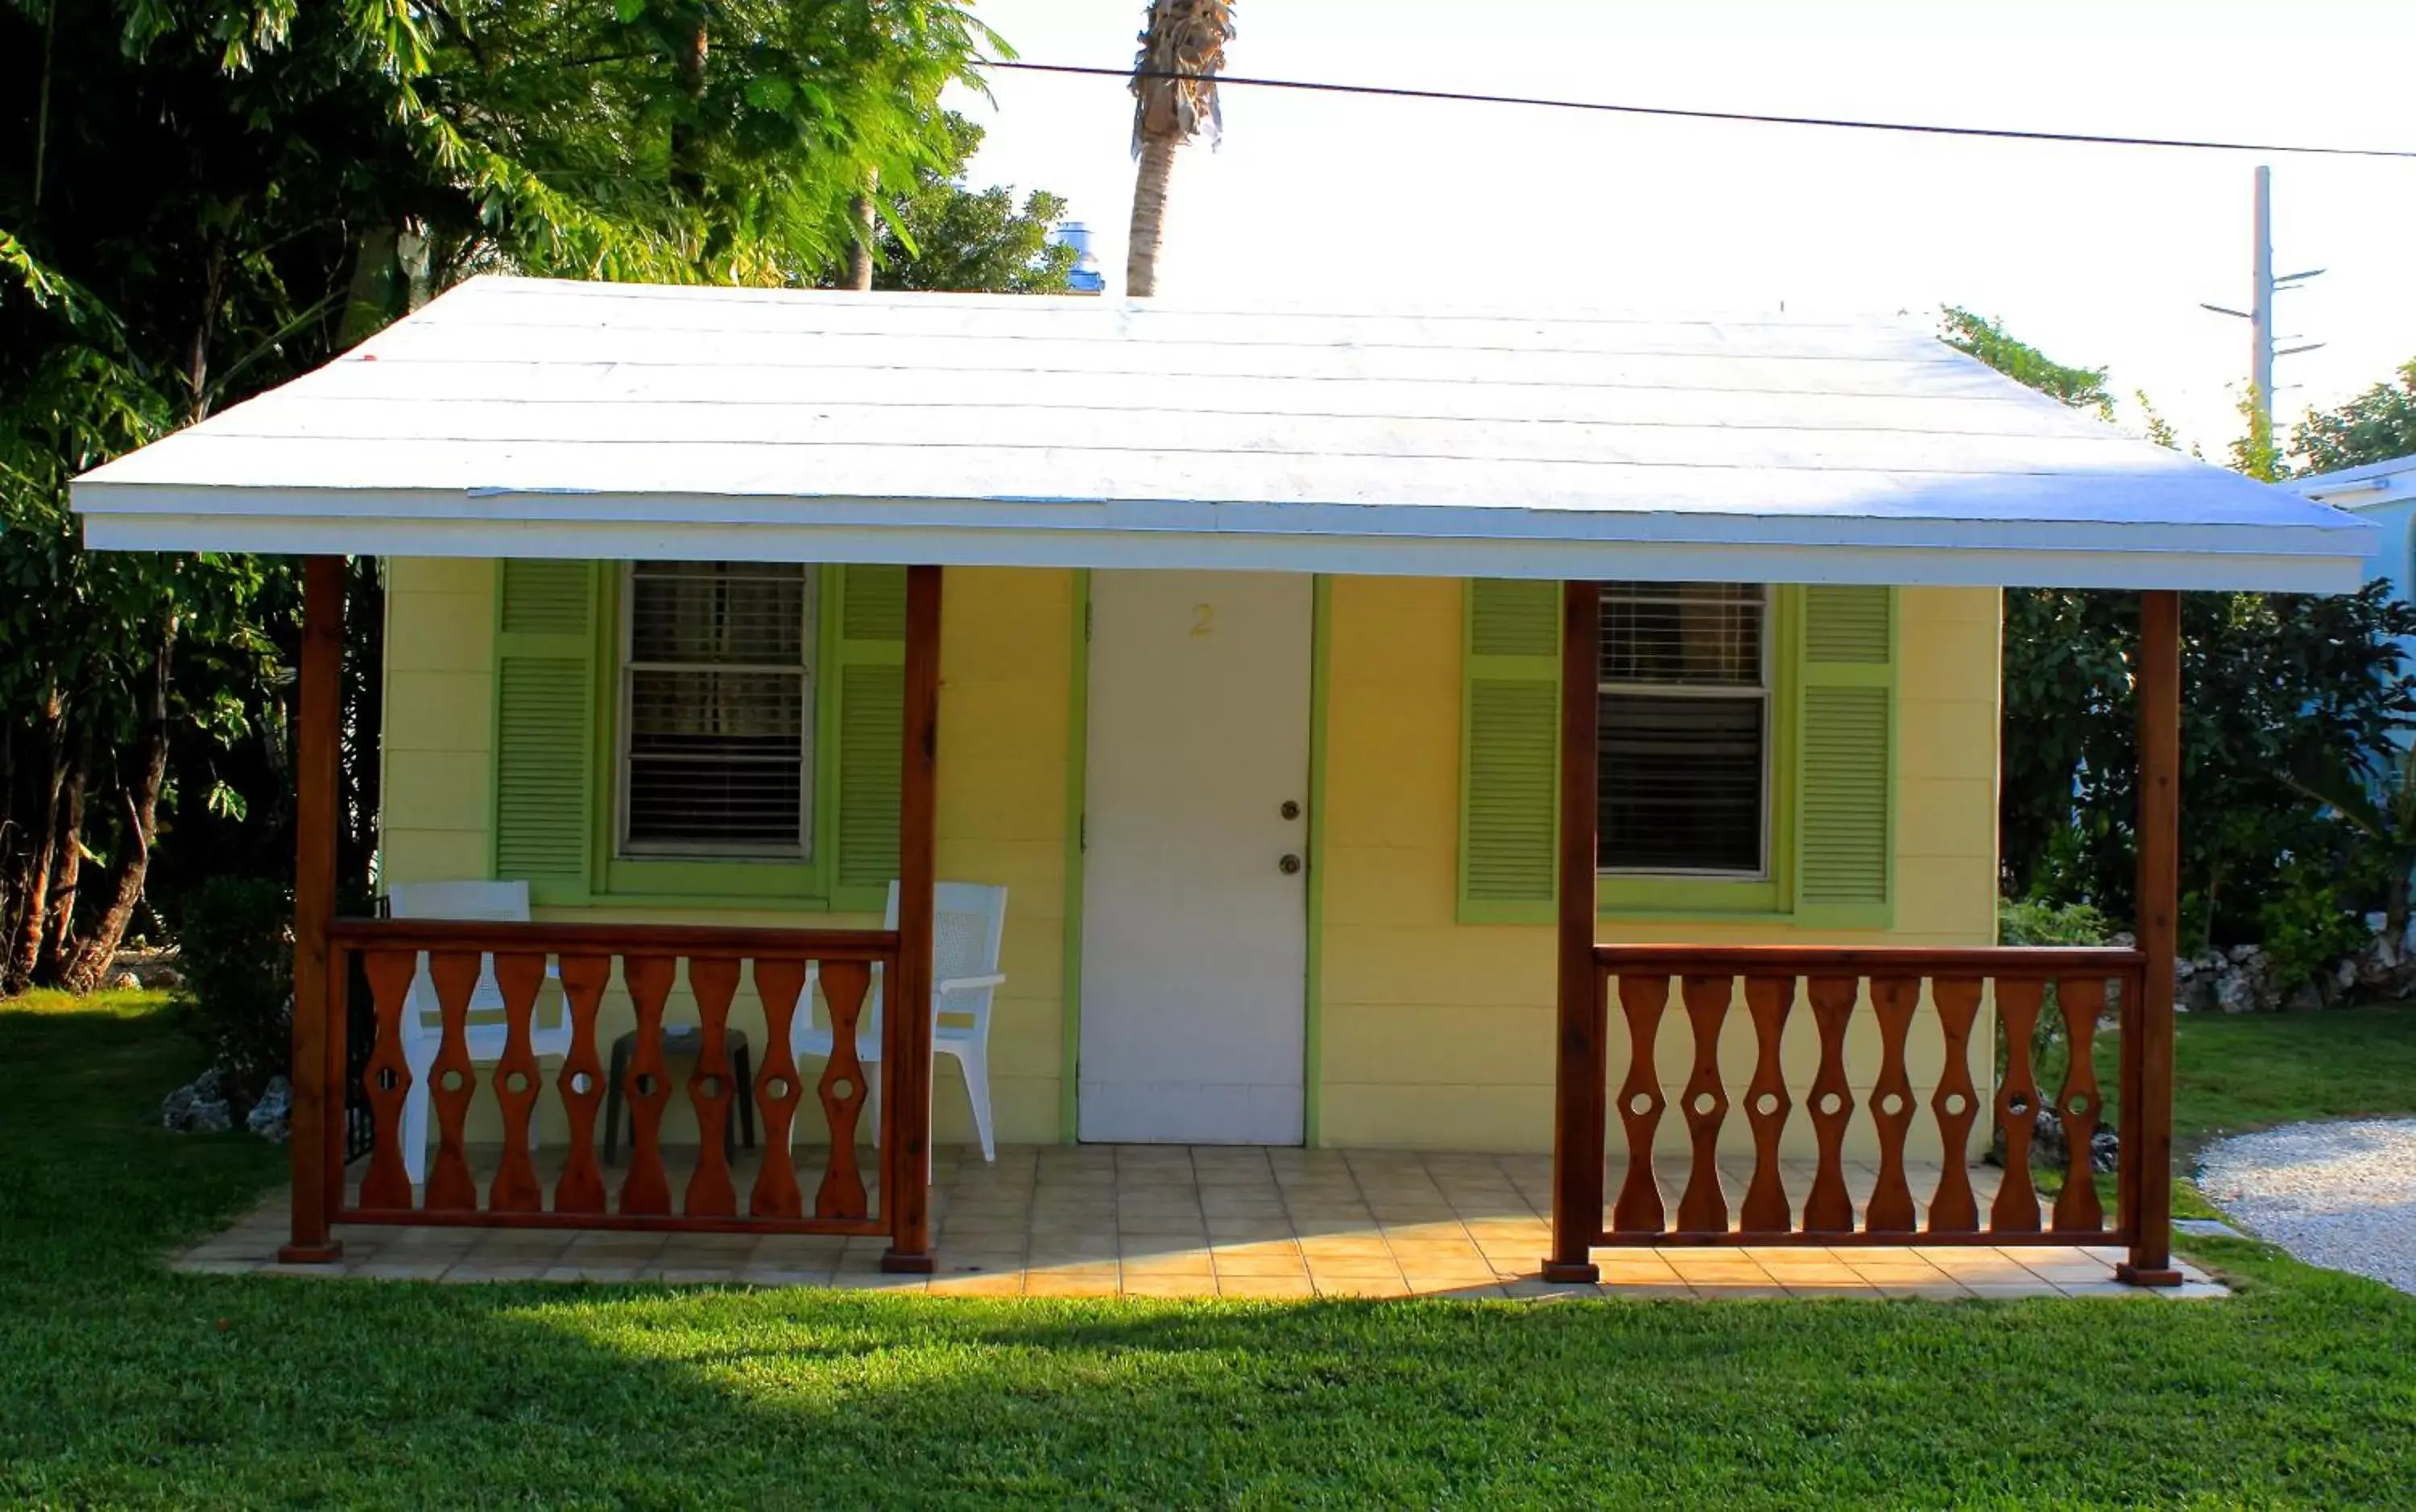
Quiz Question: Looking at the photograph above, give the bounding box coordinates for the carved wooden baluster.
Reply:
[552,954,612,1215]
[748,960,809,1219]
[815,959,874,1219]
[1610,974,1669,1233]
[1926,977,1984,1234]
[486,952,550,1214]
[1674,974,1733,1234]
[1802,976,1860,1235]
[2051,976,2109,1233]
[424,950,484,1212]
[1864,976,1920,1234]
[682,956,741,1218]
[357,948,420,1211]
[1738,974,1795,1233]
[1990,978,2046,1233]
[617,954,677,1216]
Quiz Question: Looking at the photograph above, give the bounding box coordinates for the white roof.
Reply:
[75,276,2372,590]
[2289,453,2416,513]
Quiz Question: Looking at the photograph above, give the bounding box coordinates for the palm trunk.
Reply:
[35,733,89,982]
[1125,135,1177,297]
[845,174,878,291]
[64,629,174,995]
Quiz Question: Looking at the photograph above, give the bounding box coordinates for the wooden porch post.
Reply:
[882,563,942,1273]
[279,555,345,1263]
[1545,580,1605,1283]
[2118,589,2182,1286]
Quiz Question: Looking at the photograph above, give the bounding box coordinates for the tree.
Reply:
[2290,358,2416,475]
[1942,309,2416,959]
[1125,0,1235,297]
[861,116,1080,295]
[1940,308,2113,419]
[0,0,1001,993]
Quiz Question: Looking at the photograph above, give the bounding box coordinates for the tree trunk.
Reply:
[64,628,175,995]
[668,12,709,204]
[1125,134,1177,297]
[338,226,400,349]
[845,173,878,291]
[35,732,90,983]
[5,694,67,994]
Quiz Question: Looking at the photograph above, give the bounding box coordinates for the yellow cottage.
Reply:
[77,279,2370,1285]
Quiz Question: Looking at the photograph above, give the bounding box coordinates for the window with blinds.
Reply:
[1598,581,1768,875]
[620,561,817,857]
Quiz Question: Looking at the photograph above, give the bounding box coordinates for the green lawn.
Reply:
[7,995,2416,1506]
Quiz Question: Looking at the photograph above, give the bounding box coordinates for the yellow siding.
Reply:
[1316,579,2001,1159]
[382,562,2002,1163]
[379,560,1076,1151]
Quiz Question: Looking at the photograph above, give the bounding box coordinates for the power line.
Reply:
[981,60,2416,161]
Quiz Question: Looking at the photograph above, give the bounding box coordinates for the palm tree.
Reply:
[1125,0,1235,297]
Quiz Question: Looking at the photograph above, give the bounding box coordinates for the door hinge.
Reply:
[1079,815,1087,852]
[1083,599,1093,643]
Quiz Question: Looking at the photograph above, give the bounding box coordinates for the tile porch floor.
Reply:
[176,1144,2221,1299]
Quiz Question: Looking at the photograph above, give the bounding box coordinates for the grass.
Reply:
[6,995,2416,1506]
[2168,1005,2416,1147]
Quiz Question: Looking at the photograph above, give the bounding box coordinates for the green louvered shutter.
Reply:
[492,560,598,899]
[829,564,906,911]
[1793,585,1895,927]
[1458,580,1562,923]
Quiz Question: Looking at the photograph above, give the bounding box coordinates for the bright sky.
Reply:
[951,0,2416,462]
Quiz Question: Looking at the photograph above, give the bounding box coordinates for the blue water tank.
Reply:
[1054,221,1106,295]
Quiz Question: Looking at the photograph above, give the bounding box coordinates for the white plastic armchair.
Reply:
[385,879,568,1185]
[792,881,1007,1162]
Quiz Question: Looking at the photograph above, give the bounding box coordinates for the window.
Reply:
[619,561,817,857]
[1598,581,1769,876]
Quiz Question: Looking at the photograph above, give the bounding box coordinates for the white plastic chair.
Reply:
[794,881,1007,1162]
[386,880,568,1185]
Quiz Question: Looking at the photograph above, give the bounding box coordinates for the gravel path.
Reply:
[2198,1118,2416,1295]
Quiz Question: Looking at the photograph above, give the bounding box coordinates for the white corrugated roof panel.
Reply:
[74,276,2372,589]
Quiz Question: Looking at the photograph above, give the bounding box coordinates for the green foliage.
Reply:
[863,116,1081,294]
[1997,897,2113,948]
[1939,308,2113,419]
[2286,740,2416,944]
[167,876,292,1101]
[2256,860,2373,993]
[2228,390,2282,483]
[1945,311,2416,951]
[2004,582,2416,947]
[2,0,1044,992]
[2290,358,2416,476]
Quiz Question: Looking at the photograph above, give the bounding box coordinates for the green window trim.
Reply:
[1454,580,1894,928]
[490,560,904,909]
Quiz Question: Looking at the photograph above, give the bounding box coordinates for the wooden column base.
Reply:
[1541,1258,1600,1284]
[277,1239,345,1265]
[2114,1262,2183,1288]
[880,1247,936,1274]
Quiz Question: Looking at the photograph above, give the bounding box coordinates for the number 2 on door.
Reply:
[1189,603,1214,638]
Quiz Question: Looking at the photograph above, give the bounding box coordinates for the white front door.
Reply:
[1079,570,1313,1144]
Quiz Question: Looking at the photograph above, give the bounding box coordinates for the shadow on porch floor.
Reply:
[175,1144,2221,1300]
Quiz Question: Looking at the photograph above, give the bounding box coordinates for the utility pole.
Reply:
[2201,164,2324,443]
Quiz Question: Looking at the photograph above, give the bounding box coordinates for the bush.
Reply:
[171,876,292,1108]
[1998,897,2114,948]
[2257,862,2374,993]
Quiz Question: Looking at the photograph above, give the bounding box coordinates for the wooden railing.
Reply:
[1587,945,2149,1248]
[321,919,909,1243]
